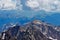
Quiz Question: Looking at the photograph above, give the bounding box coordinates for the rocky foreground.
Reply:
[0,20,60,40]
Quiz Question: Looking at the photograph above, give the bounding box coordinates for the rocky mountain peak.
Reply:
[0,20,60,40]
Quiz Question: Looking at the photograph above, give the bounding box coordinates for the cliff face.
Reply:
[0,20,60,40]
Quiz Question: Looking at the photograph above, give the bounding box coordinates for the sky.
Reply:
[0,0,60,30]
[0,0,60,12]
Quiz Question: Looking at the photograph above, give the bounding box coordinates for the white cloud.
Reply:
[26,0,39,9]
[26,0,60,12]
[0,0,60,12]
[0,0,22,10]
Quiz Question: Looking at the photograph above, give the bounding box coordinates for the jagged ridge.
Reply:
[0,20,60,40]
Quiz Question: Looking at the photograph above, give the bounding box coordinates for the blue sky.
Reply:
[0,0,60,29]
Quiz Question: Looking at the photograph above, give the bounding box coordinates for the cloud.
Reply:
[26,0,39,9]
[0,0,60,12]
[26,0,60,12]
[0,0,22,10]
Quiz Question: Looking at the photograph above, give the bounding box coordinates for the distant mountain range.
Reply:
[0,10,60,27]
[0,20,60,40]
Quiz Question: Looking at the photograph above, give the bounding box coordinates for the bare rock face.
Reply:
[0,20,60,40]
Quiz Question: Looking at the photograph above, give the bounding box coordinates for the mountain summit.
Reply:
[0,20,60,40]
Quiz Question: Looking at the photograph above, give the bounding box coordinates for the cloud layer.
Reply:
[26,0,60,12]
[0,0,60,12]
[0,0,22,10]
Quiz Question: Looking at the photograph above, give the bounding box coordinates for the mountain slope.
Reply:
[0,20,60,40]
